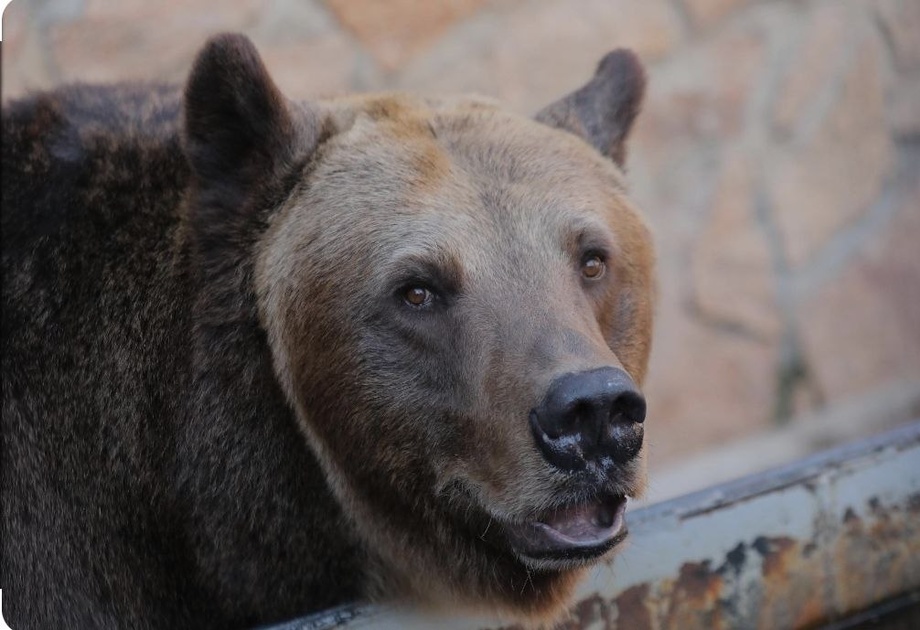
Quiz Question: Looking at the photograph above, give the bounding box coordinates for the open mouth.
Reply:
[503,494,628,564]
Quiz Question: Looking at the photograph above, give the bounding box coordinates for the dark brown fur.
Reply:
[2,34,653,628]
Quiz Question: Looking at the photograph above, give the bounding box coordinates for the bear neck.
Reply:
[175,127,367,623]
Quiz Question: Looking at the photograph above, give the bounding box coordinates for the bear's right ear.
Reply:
[183,33,311,198]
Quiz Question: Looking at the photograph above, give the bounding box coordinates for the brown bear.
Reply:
[1,33,654,629]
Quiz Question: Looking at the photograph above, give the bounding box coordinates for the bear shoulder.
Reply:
[2,83,186,253]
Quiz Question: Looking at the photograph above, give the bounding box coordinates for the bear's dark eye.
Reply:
[581,254,606,280]
[403,286,434,308]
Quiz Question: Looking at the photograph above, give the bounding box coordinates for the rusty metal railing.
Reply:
[267,421,920,629]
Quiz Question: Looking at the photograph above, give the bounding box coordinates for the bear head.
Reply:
[183,34,654,624]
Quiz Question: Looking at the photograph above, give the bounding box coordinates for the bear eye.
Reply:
[581,254,606,280]
[403,286,434,308]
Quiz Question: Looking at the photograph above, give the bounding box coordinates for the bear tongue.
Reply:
[538,498,622,541]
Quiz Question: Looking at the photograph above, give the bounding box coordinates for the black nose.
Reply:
[530,367,645,471]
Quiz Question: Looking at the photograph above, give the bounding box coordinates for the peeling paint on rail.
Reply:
[266,422,920,630]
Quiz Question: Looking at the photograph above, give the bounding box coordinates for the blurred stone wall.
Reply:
[3,0,919,469]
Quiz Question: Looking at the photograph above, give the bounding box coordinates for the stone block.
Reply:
[2,2,43,98]
[633,24,765,172]
[396,0,683,114]
[681,0,745,30]
[2,0,74,99]
[627,22,765,253]
[325,0,487,73]
[250,0,338,45]
[256,35,360,99]
[644,302,779,464]
[691,155,781,340]
[799,175,920,403]
[887,74,920,139]
[772,2,851,139]
[49,1,264,85]
[771,34,894,268]
[875,0,920,73]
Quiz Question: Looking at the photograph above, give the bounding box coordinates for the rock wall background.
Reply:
[3,0,918,482]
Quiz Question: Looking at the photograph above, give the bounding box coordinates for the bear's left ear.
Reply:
[535,49,646,167]
[183,33,315,198]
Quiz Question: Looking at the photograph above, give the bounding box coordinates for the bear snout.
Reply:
[529,367,646,472]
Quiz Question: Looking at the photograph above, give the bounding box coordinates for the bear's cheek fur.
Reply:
[258,258,511,526]
[602,198,657,386]
[255,228,459,516]
[269,283,532,508]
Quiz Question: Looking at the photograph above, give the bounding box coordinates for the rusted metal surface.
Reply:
[266,421,920,629]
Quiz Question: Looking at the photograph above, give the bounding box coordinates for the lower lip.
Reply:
[535,499,626,547]
[505,497,629,562]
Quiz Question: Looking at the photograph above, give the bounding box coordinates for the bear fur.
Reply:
[2,34,654,629]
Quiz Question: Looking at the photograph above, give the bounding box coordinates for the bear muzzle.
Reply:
[480,367,646,567]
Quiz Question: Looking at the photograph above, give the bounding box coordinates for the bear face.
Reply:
[176,35,656,619]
